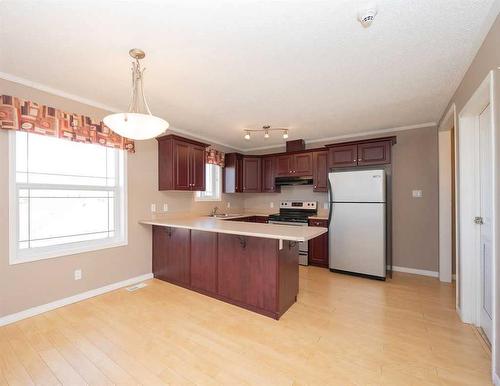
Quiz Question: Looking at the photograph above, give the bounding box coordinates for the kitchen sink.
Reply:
[207,213,241,218]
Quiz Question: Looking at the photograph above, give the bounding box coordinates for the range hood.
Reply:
[275,176,314,186]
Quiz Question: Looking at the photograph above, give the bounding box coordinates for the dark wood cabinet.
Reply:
[253,216,269,223]
[152,227,299,319]
[262,157,279,193]
[242,157,261,192]
[326,137,395,169]
[276,153,313,177]
[190,230,217,293]
[312,151,328,192]
[308,219,329,267]
[223,153,243,193]
[293,152,313,175]
[276,154,294,176]
[357,140,391,166]
[152,226,190,285]
[328,144,358,168]
[158,135,209,191]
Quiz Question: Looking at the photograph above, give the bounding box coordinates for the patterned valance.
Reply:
[206,147,225,167]
[0,95,135,153]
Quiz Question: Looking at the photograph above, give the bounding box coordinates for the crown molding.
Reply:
[0,71,436,153]
[0,71,244,152]
[0,71,123,112]
[242,122,437,152]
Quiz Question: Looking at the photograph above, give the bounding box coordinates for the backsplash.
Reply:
[242,185,329,216]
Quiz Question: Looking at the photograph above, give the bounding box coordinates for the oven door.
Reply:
[268,220,309,266]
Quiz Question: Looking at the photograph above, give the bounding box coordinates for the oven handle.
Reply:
[268,220,308,227]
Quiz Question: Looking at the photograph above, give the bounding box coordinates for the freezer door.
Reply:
[329,169,385,203]
[329,202,386,278]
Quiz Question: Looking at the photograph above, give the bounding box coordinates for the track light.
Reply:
[283,130,289,139]
[264,130,270,139]
[242,125,290,141]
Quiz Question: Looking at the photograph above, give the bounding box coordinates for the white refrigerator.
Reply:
[328,169,386,279]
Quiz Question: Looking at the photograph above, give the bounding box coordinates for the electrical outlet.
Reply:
[270,202,274,208]
[323,202,329,209]
[226,202,231,209]
[150,203,157,212]
[412,190,423,198]
[74,269,82,281]
[163,203,168,212]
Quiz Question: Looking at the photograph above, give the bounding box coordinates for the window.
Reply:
[195,163,221,201]
[9,131,127,264]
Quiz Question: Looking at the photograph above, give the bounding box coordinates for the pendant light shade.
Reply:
[104,49,168,140]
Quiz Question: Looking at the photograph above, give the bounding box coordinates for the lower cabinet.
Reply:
[152,226,299,318]
[308,219,329,267]
[153,226,190,285]
[190,230,217,293]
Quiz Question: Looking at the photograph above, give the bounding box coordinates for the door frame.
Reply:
[457,71,497,365]
[438,104,457,284]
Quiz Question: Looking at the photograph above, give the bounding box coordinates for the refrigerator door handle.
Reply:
[327,175,333,228]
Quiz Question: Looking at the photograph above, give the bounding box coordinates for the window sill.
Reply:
[9,238,128,265]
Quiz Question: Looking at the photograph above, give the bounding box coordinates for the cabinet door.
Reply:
[313,151,328,192]
[357,140,391,166]
[328,144,358,168]
[190,145,206,191]
[243,157,261,192]
[308,220,329,267]
[153,226,191,285]
[275,155,293,176]
[262,157,279,193]
[173,140,191,190]
[293,153,313,175]
[191,230,217,293]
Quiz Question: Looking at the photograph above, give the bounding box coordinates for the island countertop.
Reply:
[139,214,327,242]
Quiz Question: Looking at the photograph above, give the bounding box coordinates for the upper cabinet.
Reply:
[312,151,328,192]
[262,156,280,193]
[326,137,396,169]
[276,153,313,177]
[157,134,209,191]
[224,153,262,193]
[242,157,261,192]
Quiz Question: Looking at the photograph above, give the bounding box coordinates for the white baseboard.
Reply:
[390,266,439,278]
[0,273,153,327]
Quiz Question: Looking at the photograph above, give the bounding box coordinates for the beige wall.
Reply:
[438,12,500,379]
[0,79,243,318]
[246,126,439,272]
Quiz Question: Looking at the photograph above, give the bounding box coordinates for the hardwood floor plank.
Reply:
[0,268,492,385]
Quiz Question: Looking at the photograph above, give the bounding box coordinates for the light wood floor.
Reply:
[0,267,492,385]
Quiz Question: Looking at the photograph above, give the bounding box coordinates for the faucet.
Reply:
[211,206,219,216]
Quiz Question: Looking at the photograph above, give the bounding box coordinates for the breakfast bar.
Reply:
[140,215,327,319]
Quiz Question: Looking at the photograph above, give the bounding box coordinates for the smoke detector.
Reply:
[358,5,378,27]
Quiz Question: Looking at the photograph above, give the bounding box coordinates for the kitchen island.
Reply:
[140,215,327,319]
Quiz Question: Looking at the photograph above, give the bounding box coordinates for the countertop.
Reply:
[139,214,327,242]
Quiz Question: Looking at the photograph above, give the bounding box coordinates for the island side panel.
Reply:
[217,234,278,316]
[278,240,300,316]
[152,226,191,286]
[191,230,218,293]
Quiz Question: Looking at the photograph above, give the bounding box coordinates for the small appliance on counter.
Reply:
[268,201,318,265]
[328,169,387,279]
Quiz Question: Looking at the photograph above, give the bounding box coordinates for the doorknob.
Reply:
[474,216,484,225]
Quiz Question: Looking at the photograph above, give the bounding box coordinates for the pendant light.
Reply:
[104,49,168,140]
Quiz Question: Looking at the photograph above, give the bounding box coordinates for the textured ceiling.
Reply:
[0,0,497,150]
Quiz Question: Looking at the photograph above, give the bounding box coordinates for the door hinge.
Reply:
[474,216,484,225]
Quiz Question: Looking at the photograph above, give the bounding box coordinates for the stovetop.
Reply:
[268,201,318,223]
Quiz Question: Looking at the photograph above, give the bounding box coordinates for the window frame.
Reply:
[8,131,128,265]
[195,163,222,202]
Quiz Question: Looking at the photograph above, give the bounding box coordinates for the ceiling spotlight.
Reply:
[264,130,270,139]
[244,131,251,140]
[283,130,289,139]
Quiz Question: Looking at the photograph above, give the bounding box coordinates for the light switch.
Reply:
[163,203,168,212]
[150,203,156,212]
[227,202,231,209]
[270,202,274,208]
[74,269,82,280]
[412,190,423,198]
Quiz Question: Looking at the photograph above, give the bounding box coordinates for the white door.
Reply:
[479,104,493,343]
